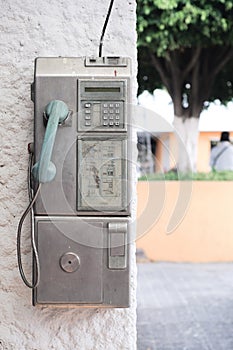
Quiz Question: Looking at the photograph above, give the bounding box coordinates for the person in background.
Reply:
[210,131,233,171]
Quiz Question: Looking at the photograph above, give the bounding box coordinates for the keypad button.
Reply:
[109,122,114,126]
[109,115,114,120]
[103,115,108,120]
[115,122,120,126]
[115,103,120,108]
[85,121,91,126]
[115,109,120,114]
[109,103,114,108]
[85,115,91,120]
[116,115,120,120]
[109,109,114,114]
[85,103,91,108]
[103,103,108,108]
[103,121,108,126]
[103,110,108,114]
[85,109,91,114]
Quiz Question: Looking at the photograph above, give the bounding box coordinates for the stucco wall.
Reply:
[0,1,137,349]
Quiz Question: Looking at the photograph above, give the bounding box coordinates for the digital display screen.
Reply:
[85,87,121,93]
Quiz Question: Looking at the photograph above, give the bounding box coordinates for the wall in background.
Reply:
[137,181,233,262]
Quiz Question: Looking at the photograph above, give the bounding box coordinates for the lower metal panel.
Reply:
[33,216,130,307]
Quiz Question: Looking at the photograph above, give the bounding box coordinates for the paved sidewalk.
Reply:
[137,263,233,350]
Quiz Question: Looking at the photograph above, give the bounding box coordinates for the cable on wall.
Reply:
[99,0,115,57]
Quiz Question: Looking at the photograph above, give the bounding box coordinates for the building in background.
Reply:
[137,90,233,174]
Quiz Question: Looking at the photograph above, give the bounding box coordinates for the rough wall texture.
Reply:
[0,1,137,349]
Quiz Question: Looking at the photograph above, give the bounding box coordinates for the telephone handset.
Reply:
[32,100,69,183]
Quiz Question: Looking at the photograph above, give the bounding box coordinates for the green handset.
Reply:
[32,100,68,183]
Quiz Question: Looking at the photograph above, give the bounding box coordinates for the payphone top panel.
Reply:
[34,57,131,77]
[33,57,132,216]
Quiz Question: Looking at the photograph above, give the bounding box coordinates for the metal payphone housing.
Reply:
[32,57,132,307]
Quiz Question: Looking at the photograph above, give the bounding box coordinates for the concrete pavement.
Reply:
[137,263,233,350]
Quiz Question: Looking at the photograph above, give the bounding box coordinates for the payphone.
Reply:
[19,56,132,307]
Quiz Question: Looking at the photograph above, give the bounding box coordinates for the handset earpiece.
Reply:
[32,100,69,183]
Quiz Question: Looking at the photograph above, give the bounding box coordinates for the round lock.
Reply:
[60,252,80,273]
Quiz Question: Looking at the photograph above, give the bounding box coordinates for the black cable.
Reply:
[17,182,41,289]
[99,0,115,57]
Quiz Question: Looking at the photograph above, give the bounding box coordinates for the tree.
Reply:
[137,0,233,172]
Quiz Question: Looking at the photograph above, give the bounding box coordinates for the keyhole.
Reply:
[60,252,80,273]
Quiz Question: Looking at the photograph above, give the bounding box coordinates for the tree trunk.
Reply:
[173,116,199,173]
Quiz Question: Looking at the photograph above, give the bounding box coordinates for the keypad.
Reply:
[100,102,123,127]
[81,101,123,129]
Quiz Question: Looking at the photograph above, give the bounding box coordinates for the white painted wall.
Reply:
[0,1,137,349]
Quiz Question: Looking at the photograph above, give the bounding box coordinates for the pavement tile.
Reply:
[137,263,233,350]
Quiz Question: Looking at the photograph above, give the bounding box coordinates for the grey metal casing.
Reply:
[32,57,132,307]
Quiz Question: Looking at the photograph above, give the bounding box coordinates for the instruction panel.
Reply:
[77,137,127,212]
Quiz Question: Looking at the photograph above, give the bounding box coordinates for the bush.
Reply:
[138,171,233,181]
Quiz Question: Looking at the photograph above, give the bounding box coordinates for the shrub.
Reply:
[138,171,233,181]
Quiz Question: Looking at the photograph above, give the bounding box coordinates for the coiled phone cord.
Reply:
[17,151,41,289]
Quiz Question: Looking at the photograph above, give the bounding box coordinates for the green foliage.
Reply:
[138,171,233,181]
[137,0,233,57]
[137,0,233,111]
